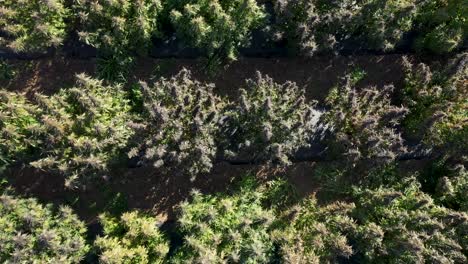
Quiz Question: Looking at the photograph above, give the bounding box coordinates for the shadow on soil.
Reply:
[1,55,408,102]
[3,161,325,224]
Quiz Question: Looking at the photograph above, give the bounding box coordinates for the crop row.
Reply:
[1,0,466,58]
[1,54,466,193]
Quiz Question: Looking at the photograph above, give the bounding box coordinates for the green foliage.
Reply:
[129,69,225,178]
[349,67,367,84]
[30,74,133,188]
[262,177,299,211]
[75,0,161,81]
[96,55,132,83]
[275,0,467,54]
[75,0,161,56]
[324,77,408,169]
[103,192,129,217]
[0,0,68,52]
[173,182,276,263]
[401,53,467,215]
[420,157,468,212]
[277,177,468,263]
[1,76,133,184]
[435,163,468,212]
[276,199,354,263]
[358,0,419,51]
[0,59,16,82]
[126,83,144,114]
[0,0,464,56]
[402,54,467,156]
[95,211,169,264]
[415,0,467,54]
[275,0,418,55]
[348,179,468,263]
[169,0,266,61]
[221,72,321,165]
[0,193,88,263]
[315,161,404,192]
[0,91,43,170]
[362,163,403,188]
[274,0,355,55]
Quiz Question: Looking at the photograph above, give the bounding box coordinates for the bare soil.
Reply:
[2,54,408,101]
[4,162,322,223]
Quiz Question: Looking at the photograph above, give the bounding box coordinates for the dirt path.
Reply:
[4,161,323,223]
[2,55,408,102]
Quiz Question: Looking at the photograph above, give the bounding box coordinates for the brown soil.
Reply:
[1,58,96,96]
[2,54,408,101]
[4,161,321,223]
